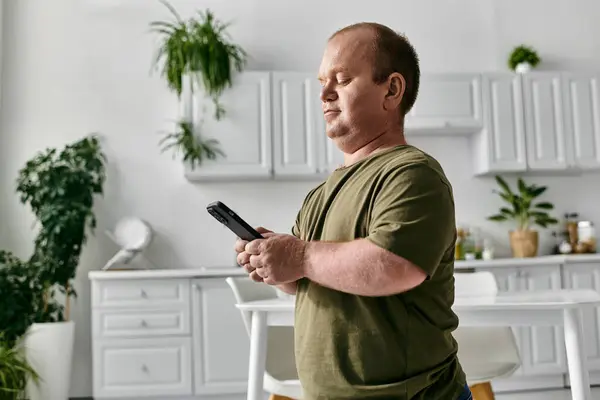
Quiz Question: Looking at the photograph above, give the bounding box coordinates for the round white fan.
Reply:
[102,217,154,270]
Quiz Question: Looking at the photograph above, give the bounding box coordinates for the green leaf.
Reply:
[534,201,554,210]
[529,185,547,198]
[488,214,508,222]
[494,175,513,196]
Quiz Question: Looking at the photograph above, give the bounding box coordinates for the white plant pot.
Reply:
[24,321,75,400]
[515,62,532,74]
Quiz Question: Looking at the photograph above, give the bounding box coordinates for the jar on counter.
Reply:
[577,221,597,253]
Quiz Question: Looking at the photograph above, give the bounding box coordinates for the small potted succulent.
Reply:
[508,45,541,74]
[487,175,558,257]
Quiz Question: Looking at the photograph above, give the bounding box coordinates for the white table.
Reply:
[236,289,600,400]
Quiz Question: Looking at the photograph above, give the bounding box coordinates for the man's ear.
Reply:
[384,72,406,110]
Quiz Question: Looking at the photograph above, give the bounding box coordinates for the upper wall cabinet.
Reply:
[184,71,486,182]
[181,70,600,182]
[406,73,483,134]
[562,74,600,170]
[184,72,273,181]
[474,72,600,175]
[472,73,527,173]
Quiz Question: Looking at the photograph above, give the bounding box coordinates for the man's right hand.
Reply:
[234,226,273,282]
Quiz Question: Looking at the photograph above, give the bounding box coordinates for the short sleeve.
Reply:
[291,214,301,238]
[366,163,455,277]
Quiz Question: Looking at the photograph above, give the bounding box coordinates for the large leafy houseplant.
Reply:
[15,135,107,322]
[0,251,43,345]
[150,0,247,169]
[487,175,558,257]
[0,333,39,400]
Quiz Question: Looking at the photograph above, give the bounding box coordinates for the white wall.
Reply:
[1,0,600,397]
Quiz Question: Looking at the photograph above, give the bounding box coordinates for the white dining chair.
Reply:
[453,271,521,400]
[226,277,303,400]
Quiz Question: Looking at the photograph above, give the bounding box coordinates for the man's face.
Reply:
[317,29,390,153]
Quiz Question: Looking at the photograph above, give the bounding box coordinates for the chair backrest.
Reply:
[225,276,279,336]
[453,271,521,384]
[454,270,498,297]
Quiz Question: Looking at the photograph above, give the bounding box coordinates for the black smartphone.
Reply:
[206,201,264,241]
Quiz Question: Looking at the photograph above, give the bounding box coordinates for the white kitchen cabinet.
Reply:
[191,278,251,395]
[522,73,572,171]
[184,71,273,181]
[562,74,600,170]
[472,74,528,174]
[183,71,490,181]
[406,73,483,134]
[271,72,321,177]
[474,71,600,175]
[475,264,567,393]
[517,265,567,377]
[562,260,600,385]
[90,269,253,400]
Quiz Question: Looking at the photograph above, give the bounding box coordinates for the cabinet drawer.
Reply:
[92,279,189,308]
[94,308,190,338]
[93,337,192,398]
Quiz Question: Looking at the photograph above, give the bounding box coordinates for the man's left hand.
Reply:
[244,234,307,285]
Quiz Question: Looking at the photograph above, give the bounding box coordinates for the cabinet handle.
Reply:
[140,320,147,328]
[141,364,149,373]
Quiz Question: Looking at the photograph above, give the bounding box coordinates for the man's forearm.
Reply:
[276,281,298,295]
[303,238,426,296]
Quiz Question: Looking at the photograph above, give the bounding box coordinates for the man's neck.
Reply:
[344,126,407,166]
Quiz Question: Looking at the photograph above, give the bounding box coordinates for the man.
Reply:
[235,22,471,400]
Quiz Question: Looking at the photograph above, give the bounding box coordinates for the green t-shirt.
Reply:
[292,145,466,400]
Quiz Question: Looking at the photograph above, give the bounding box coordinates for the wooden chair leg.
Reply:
[268,395,295,400]
[469,382,495,400]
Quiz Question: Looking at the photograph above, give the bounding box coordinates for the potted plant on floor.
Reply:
[0,251,42,399]
[0,333,40,400]
[150,0,247,169]
[508,45,541,74]
[15,135,107,400]
[487,175,558,257]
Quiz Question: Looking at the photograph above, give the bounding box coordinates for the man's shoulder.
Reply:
[371,146,452,190]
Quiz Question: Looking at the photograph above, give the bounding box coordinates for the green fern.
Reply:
[159,120,225,170]
[150,0,247,120]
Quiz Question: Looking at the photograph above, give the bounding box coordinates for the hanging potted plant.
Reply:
[158,120,225,170]
[508,45,541,74]
[150,0,247,169]
[487,175,558,257]
[15,135,106,400]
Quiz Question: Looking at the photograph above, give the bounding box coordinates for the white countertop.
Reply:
[455,253,600,269]
[87,254,600,281]
[88,266,247,280]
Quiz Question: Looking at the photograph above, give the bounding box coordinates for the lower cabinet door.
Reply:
[93,336,192,398]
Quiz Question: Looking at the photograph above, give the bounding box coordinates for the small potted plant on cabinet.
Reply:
[15,135,106,400]
[487,175,558,257]
[150,0,247,169]
[508,45,541,74]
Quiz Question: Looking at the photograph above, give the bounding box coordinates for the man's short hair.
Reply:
[330,23,420,118]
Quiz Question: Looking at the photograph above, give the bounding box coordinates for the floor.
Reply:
[497,388,600,399]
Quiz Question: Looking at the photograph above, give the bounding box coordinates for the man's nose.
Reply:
[320,85,338,103]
